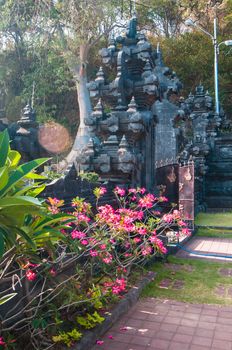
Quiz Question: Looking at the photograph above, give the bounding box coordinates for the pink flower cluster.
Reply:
[47,197,64,214]
[138,194,156,208]
[26,269,37,281]
[114,186,126,197]
[104,278,127,295]
[0,337,5,346]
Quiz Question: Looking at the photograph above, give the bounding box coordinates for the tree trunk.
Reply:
[64,44,93,166]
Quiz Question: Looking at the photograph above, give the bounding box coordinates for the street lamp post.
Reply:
[185,18,232,115]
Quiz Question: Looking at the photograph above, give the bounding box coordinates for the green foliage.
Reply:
[52,329,82,347]
[0,130,72,256]
[79,171,99,183]
[76,311,105,329]
[31,318,48,330]
[5,96,22,122]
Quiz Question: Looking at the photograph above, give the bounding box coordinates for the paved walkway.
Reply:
[176,237,232,262]
[91,298,232,350]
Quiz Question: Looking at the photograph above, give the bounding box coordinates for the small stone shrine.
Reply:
[178,85,224,212]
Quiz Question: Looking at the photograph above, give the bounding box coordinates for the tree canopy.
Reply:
[0,0,231,133]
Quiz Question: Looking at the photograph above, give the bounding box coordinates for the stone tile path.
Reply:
[176,237,232,262]
[91,298,232,350]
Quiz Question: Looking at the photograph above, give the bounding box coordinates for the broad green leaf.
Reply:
[0,196,42,208]
[0,130,9,167]
[32,213,75,230]
[28,185,46,197]
[0,158,50,197]
[0,167,8,191]
[12,185,37,196]
[8,150,21,167]
[0,224,16,247]
[25,172,47,180]
[33,228,67,240]
[0,293,17,305]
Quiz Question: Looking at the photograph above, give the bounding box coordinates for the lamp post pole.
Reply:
[185,17,232,116]
[213,17,220,114]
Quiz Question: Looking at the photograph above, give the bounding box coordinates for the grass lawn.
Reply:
[142,255,232,305]
[195,212,232,227]
[196,227,232,238]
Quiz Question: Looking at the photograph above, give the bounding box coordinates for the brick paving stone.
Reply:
[159,279,172,289]
[141,321,160,331]
[167,310,185,318]
[185,307,202,314]
[219,268,232,276]
[169,304,187,312]
[172,280,185,290]
[195,328,214,338]
[177,325,195,335]
[129,335,151,346]
[109,333,133,343]
[215,323,232,332]
[149,338,171,349]
[180,318,198,327]
[197,321,216,329]
[172,333,193,343]
[131,311,150,320]
[201,308,218,316]
[125,319,144,328]
[189,346,210,350]
[168,341,190,350]
[192,335,213,347]
[212,339,232,350]
[136,328,156,337]
[90,298,232,350]
[159,323,178,332]
[147,314,165,322]
[214,330,232,341]
[215,285,226,296]
[164,263,183,271]
[199,315,217,322]
[163,316,182,325]
[152,330,174,340]
[217,317,232,325]
[183,313,200,321]
[218,311,232,318]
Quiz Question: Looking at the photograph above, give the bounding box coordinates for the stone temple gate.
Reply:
[75,14,182,191]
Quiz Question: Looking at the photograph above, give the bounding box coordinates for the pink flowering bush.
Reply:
[0,185,189,350]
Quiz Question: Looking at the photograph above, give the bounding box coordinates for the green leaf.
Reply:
[0,196,42,208]
[33,228,67,240]
[28,185,46,197]
[0,293,17,305]
[0,166,8,191]
[8,150,21,167]
[16,227,37,250]
[25,172,47,180]
[0,130,9,167]
[0,158,50,197]
[33,214,75,230]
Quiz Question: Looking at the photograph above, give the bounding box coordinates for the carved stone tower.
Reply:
[74,15,182,190]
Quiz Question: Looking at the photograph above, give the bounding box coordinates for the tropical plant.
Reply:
[0,129,73,257]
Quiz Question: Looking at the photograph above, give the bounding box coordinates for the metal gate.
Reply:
[156,163,179,206]
[179,161,194,222]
